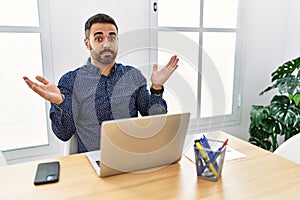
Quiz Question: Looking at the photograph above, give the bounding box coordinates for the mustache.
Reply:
[100,49,114,54]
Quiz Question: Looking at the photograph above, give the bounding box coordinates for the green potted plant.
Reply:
[249,56,300,151]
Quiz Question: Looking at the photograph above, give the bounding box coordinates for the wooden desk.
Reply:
[1,131,300,200]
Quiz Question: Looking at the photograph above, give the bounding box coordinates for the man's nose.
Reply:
[103,38,111,48]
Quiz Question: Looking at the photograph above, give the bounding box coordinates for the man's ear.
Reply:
[84,38,91,50]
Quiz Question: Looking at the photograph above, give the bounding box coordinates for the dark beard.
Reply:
[91,49,117,65]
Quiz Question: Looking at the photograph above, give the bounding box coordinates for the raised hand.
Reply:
[151,55,179,89]
[23,76,63,105]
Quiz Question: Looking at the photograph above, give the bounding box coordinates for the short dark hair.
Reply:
[84,13,118,38]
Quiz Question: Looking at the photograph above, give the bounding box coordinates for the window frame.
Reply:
[0,0,59,164]
[149,0,243,132]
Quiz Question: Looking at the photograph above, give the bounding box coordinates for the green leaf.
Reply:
[271,57,300,82]
[288,93,294,100]
[248,124,272,151]
[250,105,270,126]
[261,117,281,135]
[276,75,300,95]
[270,95,300,126]
[260,85,278,96]
[293,94,300,106]
[259,57,300,95]
[281,125,299,141]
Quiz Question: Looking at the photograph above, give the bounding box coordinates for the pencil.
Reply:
[195,141,218,177]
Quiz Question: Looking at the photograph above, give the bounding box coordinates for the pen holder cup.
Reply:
[194,139,227,181]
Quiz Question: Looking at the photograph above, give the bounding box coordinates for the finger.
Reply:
[168,55,179,67]
[165,55,175,67]
[23,76,30,85]
[36,76,49,85]
[168,65,178,74]
[171,56,179,64]
[23,76,38,88]
[23,76,53,102]
[30,84,48,99]
[168,57,179,70]
[165,57,172,66]
[23,76,31,82]
[152,64,158,72]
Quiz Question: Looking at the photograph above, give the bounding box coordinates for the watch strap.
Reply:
[150,85,164,95]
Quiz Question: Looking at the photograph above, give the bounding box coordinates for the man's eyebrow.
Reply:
[93,32,117,36]
[94,32,103,36]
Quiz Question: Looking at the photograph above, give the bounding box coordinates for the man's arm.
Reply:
[23,73,76,141]
[136,83,168,116]
[150,55,179,90]
[135,55,179,116]
[49,72,77,141]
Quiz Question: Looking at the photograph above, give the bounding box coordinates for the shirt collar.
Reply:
[86,58,117,75]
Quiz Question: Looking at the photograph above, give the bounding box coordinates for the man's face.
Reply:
[85,23,118,65]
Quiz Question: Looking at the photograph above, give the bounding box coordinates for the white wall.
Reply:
[283,0,300,60]
[47,0,300,147]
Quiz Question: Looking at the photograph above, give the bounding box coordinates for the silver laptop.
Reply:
[86,112,190,177]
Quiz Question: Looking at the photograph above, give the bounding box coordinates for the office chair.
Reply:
[273,134,300,165]
[0,151,7,166]
[64,134,78,155]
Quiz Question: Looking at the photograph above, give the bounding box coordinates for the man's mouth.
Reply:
[100,49,114,55]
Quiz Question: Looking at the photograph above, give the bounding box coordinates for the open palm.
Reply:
[151,55,179,86]
[23,76,63,105]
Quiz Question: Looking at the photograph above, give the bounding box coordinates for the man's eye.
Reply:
[109,36,117,42]
[95,38,103,42]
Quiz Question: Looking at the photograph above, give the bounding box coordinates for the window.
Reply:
[0,0,57,163]
[150,0,242,131]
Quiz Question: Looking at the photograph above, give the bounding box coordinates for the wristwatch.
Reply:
[150,85,164,95]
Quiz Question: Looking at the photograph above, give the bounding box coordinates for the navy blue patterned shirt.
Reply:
[50,58,167,153]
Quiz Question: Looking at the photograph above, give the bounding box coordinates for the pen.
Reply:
[194,145,204,176]
[195,141,218,177]
[198,138,229,175]
[200,136,219,171]
[219,138,228,150]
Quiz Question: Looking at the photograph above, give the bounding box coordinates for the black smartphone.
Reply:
[34,161,60,185]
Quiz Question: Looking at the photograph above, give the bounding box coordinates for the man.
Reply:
[23,13,179,153]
